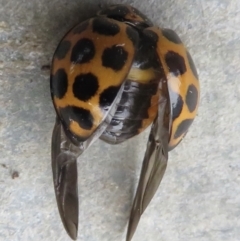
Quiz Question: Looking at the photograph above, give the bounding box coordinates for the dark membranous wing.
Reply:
[51,82,126,240]
[51,118,81,240]
[126,93,170,241]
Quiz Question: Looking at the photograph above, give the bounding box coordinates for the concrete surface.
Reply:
[0,0,240,241]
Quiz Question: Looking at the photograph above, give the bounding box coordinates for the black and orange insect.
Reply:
[50,4,199,241]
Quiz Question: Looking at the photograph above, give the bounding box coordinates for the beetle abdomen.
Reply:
[100,78,159,144]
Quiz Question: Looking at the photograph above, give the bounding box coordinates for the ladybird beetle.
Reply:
[50,4,199,241]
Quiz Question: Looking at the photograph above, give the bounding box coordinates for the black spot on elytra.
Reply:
[186,84,198,112]
[174,119,194,139]
[143,29,159,43]
[71,38,95,64]
[55,40,71,60]
[73,73,99,102]
[102,45,128,71]
[51,68,68,99]
[126,26,139,46]
[99,86,120,111]
[165,51,187,76]
[60,106,94,130]
[187,51,199,80]
[170,91,184,121]
[72,20,89,34]
[162,29,182,44]
[92,17,120,36]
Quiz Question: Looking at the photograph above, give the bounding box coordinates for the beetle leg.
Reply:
[126,92,170,241]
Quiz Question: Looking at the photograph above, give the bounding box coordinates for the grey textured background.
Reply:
[0,0,240,241]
